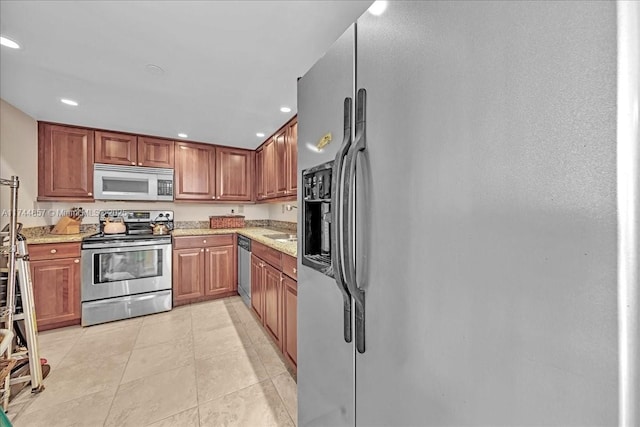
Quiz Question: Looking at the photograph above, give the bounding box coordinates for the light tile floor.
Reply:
[7,296,298,427]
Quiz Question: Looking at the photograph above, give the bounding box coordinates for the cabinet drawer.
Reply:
[173,234,234,249]
[282,254,297,280]
[29,242,81,261]
[253,241,282,269]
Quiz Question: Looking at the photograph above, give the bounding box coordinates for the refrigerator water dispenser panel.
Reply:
[302,161,333,276]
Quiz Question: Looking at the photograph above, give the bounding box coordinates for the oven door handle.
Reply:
[82,239,171,249]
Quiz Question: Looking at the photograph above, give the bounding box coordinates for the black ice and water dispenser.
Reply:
[302,160,334,276]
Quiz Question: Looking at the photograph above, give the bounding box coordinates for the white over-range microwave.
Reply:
[94,163,174,201]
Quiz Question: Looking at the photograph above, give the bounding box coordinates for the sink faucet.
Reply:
[285,204,297,211]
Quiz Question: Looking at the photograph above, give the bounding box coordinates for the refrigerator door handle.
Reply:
[331,96,354,344]
[343,88,367,354]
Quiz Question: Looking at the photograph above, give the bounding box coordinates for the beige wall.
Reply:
[0,98,296,228]
[0,99,39,228]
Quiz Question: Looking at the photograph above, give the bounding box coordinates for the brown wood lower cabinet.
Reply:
[282,274,297,368]
[29,242,81,331]
[251,254,265,321]
[172,235,237,306]
[263,263,282,348]
[251,245,297,372]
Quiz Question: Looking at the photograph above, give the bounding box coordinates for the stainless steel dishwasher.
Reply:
[237,235,251,307]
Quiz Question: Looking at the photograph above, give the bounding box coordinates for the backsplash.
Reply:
[20,220,297,238]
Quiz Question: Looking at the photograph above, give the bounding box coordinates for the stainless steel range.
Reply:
[81,210,174,326]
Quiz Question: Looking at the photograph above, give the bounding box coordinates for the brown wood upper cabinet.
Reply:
[175,142,253,202]
[174,142,216,200]
[256,147,265,200]
[95,131,174,168]
[285,119,298,195]
[274,128,288,197]
[138,137,175,168]
[216,147,253,201]
[255,115,297,202]
[38,123,94,200]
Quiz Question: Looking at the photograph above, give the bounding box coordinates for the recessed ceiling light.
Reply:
[178,133,188,138]
[280,106,292,113]
[0,36,20,49]
[145,64,165,76]
[60,98,79,106]
[256,132,265,138]
[368,0,388,16]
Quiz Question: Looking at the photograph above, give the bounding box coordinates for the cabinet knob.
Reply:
[50,249,57,254]
[212,196,216,199]
[203,239,207,243]
[74,259,80,263]
[206,249,209,252]
[88,192,93,196]
[131,162,135,165]
[138,162,142,166]
[293,268,297,274]
[200,249,204,252]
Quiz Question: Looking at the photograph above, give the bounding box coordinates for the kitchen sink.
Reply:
[264,233,297,242]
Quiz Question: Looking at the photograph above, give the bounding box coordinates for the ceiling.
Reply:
[0,1,372,149]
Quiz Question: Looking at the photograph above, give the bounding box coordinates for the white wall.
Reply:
[0,98,294,228]
[267,201,298,223]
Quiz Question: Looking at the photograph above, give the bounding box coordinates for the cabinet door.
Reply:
[216,147,252,201]
[264,140,276,198]
[285,119,298,196]
[204,244,237,297]
[138,137,174,168]
[283,275,297,369]
[251,254,264,321]
[263,263,283,348]
[31,257,80,330]
[256,147,265,200]
[38,123,94,200]
[274,128,288,196]
[94,131,137,166]
[173,248,205,305]
[174,142,216,200]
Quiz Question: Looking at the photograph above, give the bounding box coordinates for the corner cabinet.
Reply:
[172,234,237,306]
[28,242,81,331]
[38,123,94,201]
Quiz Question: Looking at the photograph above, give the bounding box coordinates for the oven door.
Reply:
[81,242,171,302]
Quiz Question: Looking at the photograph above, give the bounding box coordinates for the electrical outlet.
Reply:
[237,205,244,213]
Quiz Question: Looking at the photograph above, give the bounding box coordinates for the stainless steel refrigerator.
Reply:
[297,1,639,426]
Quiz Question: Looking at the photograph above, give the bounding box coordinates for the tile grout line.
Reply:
[190,302,204,427]
[270,377,296,427]
[102,322,144,427]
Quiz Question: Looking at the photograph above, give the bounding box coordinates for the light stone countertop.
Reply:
[23,231,97,245]
[173,227,297,257]
[24,227,297,257]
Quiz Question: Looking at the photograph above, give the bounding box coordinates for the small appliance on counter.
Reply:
[50,207,84,234]
[80,210,174,326]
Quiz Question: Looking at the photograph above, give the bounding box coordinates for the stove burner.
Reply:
[82,209,175,246]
